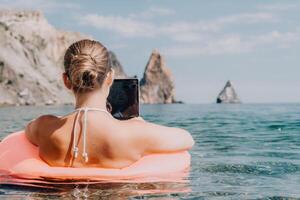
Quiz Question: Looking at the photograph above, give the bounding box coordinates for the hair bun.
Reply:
[69,54,99,90]
[64,39,110,92]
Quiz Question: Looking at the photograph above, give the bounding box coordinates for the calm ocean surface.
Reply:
[0,104,299,199]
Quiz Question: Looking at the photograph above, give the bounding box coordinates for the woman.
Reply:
[25,39,194,168]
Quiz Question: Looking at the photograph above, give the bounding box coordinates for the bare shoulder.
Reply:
[28,114,59,130]
[32,114,60,129]
[25,114,59,145]
[36,114,59,123]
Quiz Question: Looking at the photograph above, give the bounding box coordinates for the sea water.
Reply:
[0,104,299,199]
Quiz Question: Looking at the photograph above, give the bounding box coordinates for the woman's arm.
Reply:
[127,119,194,154]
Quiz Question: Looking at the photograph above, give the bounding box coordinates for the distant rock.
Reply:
[140,50,177,104]
[108,51,127,78]
[216,80,241,104]
[0,10,127,106]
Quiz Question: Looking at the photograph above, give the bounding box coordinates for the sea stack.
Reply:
[216,80,241,104]
[140,50,176,104]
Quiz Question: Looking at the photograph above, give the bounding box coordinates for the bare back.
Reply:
[26,109,194,169]
[28,110,144,168]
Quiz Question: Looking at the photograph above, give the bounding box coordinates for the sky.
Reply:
[1,0,300,103]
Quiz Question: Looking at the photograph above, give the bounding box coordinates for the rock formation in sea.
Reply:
[0,10,127,106]
[216,80,241,104]
[140,50,177,104]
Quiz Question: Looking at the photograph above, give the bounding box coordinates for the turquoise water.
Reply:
[0,104,300,199]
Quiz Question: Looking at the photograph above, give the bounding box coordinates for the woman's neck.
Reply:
[74,89,108,110]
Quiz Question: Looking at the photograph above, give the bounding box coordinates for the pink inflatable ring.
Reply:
[0,131,190,183]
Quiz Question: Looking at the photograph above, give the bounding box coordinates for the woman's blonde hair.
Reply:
[64,39,111,92]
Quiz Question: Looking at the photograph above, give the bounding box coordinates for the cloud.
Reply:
[163,30,300,56]
[80,11,276,40]
[159,12,276,42]
[162,35,252,56]
[78,5,299,56]
[80,7,176,37]
[0,0,80,13]
[81,14,155,37]
[129,7,175,19]
[253,30,300,48]
[258,3,298,12]
[216,12,276,25]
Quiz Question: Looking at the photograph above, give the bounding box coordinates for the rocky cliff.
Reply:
[0,10,86,105]
[0,10,128,106]
[140,50,177,104]
[216,80,241,104]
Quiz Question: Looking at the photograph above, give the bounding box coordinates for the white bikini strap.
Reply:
[82,108,88,162]
[72,110,80,158]
[72,107,111,163]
